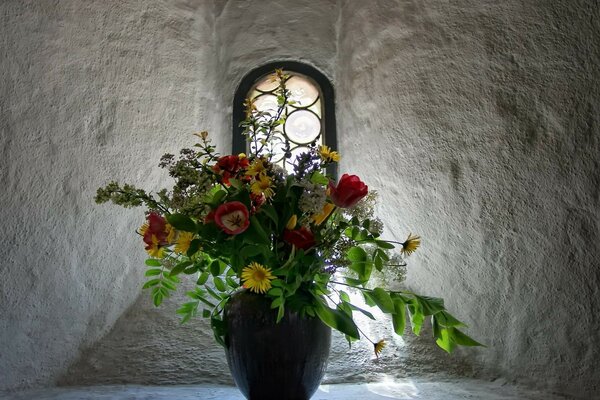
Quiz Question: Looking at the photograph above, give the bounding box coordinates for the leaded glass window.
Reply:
[247,72,323,170]
[233,62,337,177]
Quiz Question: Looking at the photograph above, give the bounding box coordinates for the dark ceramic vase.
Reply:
[224,290,332,400]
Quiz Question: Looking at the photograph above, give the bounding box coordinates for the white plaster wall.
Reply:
[0,0,220,393]
[2,0,599,398]
[336,0,600,398]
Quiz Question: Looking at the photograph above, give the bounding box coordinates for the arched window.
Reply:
[232,61,337,177]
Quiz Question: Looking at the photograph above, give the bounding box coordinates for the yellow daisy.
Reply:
[145,235,165,258]
[138,222,149,236]
[318,145,340,163]
[251,175,275,198]
[241,262,276,294]
[374,339,386,358]
[165,223,176,244]
[401,233,421,256]
[174,231,194,254]
[246,158,268,177]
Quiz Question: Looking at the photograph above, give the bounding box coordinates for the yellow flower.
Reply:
[145,235,165,258]
[318,145,340,162]
[174,231,194,254]
[269,68,286,83]
[246,158,268,177]
[139,222,149,236]
[312,202,336,225]
[243,98,257,118]
[241,262,276,294]
[401,233,421,256]
[374,339,386,358]
[286,215,298,230]
[193,131,209,141]
[165,223,176,244]
[251,175,275,198]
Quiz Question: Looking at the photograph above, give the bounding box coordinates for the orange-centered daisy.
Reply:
[251,175,275,198]
[241,262,276,294]
[374,339,386,358]
[401,233,421,256]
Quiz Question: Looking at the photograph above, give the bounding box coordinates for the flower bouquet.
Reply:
[95,69,481,362]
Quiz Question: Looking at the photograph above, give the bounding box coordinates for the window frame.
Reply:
[232,61,337,178]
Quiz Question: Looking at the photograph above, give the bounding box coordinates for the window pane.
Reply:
[246,71,324,170]
[286,76,320,108]
[285,110,321,144]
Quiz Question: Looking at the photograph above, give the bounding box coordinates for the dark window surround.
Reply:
[232,61,337,178]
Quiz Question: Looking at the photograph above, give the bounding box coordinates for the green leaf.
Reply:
[370,287,395,313]
[247,216,270,245]
[408,299,424,335]
[338,290,351,303]
[161,279,176,291]
[436,327,456,353]
[260,204,279,227]
[392,298,406,335]
[187,239,202,257]
[375,240,395,249]
[436,311,466,328]
[345,302,376,320]
[268,288,283,297]
[166,213,197,232]
[210,260,221,276]
[197,271,210,285]
[202,309,211,318]
[213,277,226,292]
[152,290,164,306]
[276,304,285,323]
[362,290,376,307]
[453,328,485,347]
[210,190,227,207]
[416,295,445,316]
[142,279,161,289]
[145,269,162,276]
[314,301,360,340]
[271,297,284,309]
[347,246,367,262]
[145,259,162,267]
[171,260,193,276]
[226,277,240,289]
[240,245,265,259]
[309,170,329,185]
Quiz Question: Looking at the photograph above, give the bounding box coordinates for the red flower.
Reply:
[283,226,316,250]
[204,209,216,224]
[214,201,250,235]
[250,193,266,214]
[212,155,249,185]
[329,174,368,208]
[143,212,169,246]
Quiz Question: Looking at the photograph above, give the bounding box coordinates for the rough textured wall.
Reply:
[2,0,599,398]
[0,0,219,393]
[336,0,599,398]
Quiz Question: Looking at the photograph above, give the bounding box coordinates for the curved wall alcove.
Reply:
[1,1,598,398]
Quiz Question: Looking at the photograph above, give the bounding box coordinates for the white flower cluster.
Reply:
[298,180,327,215]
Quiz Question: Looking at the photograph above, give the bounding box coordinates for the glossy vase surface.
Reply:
[224,291,331,400]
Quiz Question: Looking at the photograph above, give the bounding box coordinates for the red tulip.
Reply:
[212,155,249,185]
[283,226,316,250]
[329,174,368,208]
[214,201,250,235]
